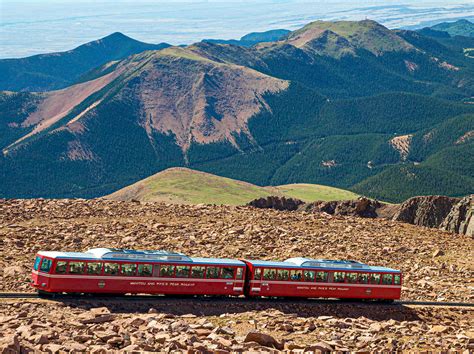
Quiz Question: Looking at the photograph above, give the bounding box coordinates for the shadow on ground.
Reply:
[50,296,422,322]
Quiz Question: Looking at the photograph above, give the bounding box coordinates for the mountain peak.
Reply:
[286,19,413,55]
[430,19,474,37]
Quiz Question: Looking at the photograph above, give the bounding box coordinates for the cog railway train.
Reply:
[32,248,402,301]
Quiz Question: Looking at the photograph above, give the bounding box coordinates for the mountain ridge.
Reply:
[1,19,474,202]
[0,32,170,92]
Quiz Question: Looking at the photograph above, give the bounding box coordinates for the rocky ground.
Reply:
[0,199,473,351]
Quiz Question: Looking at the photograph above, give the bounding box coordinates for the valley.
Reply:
[0,19,473,202]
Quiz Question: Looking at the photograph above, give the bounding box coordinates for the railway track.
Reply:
[1,292,473,308]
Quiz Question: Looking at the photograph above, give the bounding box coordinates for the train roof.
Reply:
[37,248,244,266]
[245,257,401,273]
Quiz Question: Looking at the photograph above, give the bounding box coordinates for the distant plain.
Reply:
[1,0,474,58]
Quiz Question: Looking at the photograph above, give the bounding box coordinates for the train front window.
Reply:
[346,273,358,283]
[69,262,85,274]
[277,269,288,280]
[333,272,345,283]
[104,262,119,275]
[40,258,52,273]
[55,261,67,274]
[370,273,380,284]
[359,273,369,284]
[33,256,41,271]
[122,263,137,276]
[160,265,175,277]
[394,274,401,285]
[138,264,153,276]
[221,267,234,279]
[316,271,328,282]
[382,274,393,285]
[87,262,102,275]
[176,266,190,278]
[236,267,243,280]
[206,267,219,279]
[304,270,315,282]
[254,268,262,280]
[290,270,303,281]
[191,266,205,278]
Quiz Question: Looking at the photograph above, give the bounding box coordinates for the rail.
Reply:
[0,292,473,307]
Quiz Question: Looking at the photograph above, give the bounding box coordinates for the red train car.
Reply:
[31,248,246,296]
[243,257,402,300]
[31,249,402,300]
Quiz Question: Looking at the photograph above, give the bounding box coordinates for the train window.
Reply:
[382,274,393,285]
[87,262,102,275]
[176,266,190,278]
[160,265,175,277]
[304,270,315,282]
[394,274,401,285]
[254,268,262,280]
[191,266,205,278]
[104,262,119,275]
[69,262,86,274]
[316,271,328,282]
[33,256,42,271]
[277,269,289,281]
[138,264,153,276]
[263,269,275,280]
[290,270,303,281]
[40,258,53,273]
[346,273,358,283]
[206,267,220,279]
[55,261,67,274]
[236,267,244,280]
[122,263,137,276]
[333,272,345,283]
[370,273,380,284]
[359,273,369,284]
[221,267,234,279]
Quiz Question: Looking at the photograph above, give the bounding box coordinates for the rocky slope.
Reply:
[0,199,473,351]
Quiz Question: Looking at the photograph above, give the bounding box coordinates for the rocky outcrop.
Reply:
[391,195,461,228]
[248,194,473,236]
[247,196,304,211]
[440,195,473,236]
[302,197,383,218]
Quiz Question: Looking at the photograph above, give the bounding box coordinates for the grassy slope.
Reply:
[272,183,359,202]
[106,167,358,205]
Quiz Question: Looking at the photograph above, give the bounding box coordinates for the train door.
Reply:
[233,267,244,293]
[251,267,263,295]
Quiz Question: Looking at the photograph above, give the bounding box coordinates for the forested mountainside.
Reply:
[1,19,473,202]
[427,19,474,38]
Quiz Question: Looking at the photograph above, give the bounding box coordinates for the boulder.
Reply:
[303,197,383,218]
[3,266,23,278]
[244,331,283,350]
[391,195,460,228]
[440,195,473,236]
[247,196,304,211]
[0,334,20,353]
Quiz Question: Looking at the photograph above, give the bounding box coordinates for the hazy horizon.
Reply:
[1,0,474,59]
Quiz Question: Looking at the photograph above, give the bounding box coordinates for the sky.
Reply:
[1,0,474,59]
